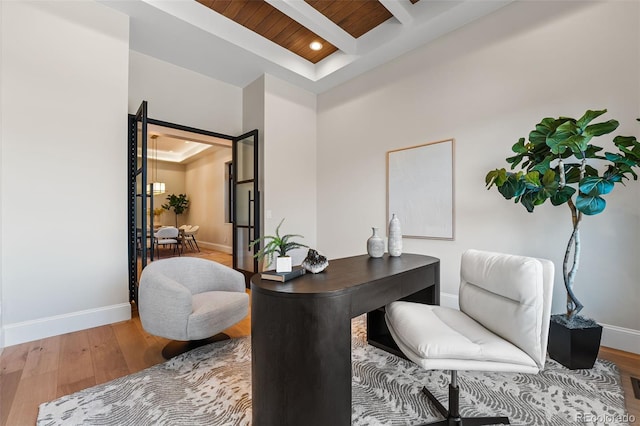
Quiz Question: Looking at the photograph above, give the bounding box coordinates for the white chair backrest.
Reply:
[186,225,199,235]
[459,249,554,369]
[155,227,179,239]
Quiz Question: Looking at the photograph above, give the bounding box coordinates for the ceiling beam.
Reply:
[379,0,414,26]
[265,0,358,54]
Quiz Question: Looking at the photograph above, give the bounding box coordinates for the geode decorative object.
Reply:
[302,249,329,273]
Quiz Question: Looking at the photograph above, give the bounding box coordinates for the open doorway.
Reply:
[128,102,259,303]
[146,123,233,249]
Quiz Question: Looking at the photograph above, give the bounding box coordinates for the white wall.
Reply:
[1,0,130,346]
[129,50,243,257]
[152,161,187,227]
[129,51,242,135]
[184,148,233,252]
[243,77,266,267]
[262,75,318,267]
[317,1,640,352]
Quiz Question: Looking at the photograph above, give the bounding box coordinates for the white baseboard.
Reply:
[3,303,131,347]
[439,292,639,355]
[198,241,232,254]
[600,323,640,355]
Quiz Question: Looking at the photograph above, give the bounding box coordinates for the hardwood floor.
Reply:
[1,249,638,425]
[1,249,246,426]
[598,346,640,423]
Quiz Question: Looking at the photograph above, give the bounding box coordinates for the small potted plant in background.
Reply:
[250,218,308,273]
[162,193,190,227]
[485,109,640,369]
[152,207,164,227]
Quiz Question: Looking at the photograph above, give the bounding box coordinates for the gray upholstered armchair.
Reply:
[139,257,249,358]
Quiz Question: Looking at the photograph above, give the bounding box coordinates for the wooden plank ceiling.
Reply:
[305,1,392,39]
[196,0,405,63]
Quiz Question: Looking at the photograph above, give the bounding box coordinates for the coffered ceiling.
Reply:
[142,124,231,164]
[103,0,512,93]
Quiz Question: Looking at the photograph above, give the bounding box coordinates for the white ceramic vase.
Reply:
[367,227,385,258]
[388,214,402,257]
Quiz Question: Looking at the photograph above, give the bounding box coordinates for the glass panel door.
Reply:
[232,130,259,282]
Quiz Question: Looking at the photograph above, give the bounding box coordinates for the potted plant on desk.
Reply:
[250,218,308,273]
[485,109,640,369]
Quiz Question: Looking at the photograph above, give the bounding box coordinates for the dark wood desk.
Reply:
[250,253,440,426]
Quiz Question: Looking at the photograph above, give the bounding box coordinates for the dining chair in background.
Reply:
[154,226,180,258]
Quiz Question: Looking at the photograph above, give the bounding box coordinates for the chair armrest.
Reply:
[204,262,246,293]
[139,271,192,340]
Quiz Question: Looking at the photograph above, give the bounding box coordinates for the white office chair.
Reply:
[385,249,554,425]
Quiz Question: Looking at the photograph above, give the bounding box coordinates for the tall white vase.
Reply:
[388,214,402,257]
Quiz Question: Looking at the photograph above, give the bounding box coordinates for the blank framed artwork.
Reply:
[387,138,455,240]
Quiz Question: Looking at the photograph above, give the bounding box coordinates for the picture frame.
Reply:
[387,138,455,240]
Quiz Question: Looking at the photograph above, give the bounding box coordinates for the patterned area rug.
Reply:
[38,318,628,426]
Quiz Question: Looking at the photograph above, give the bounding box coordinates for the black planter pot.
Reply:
[547,315,603,370]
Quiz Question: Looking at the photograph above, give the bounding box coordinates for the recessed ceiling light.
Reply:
[185,141,190,144]
[310,41,323,51]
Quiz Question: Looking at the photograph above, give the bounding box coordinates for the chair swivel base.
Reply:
[161,332,230,359]
[419,384,510,426]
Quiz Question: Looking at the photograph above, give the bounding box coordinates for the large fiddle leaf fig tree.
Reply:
[486,109,640,320]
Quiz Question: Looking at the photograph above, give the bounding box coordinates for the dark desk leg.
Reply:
[252,291,352,426]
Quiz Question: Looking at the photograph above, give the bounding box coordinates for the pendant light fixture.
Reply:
[147,134,166,195]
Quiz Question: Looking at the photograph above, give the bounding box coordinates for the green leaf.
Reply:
[531,155,553,174]
[576,193,606,215]
[251,218,306,261]
[524,171,541,187]
[575,109,607,130]
[613,135,638,148]
[546,120,578,154]
[583,119,619,137]
[541,169,556,186]
[579,176,614,196]
[519,190,537,212]
[606,152,637,167]
[485,169,507,188]
[506,153,525,168]
[584,164,599,177]
[583,144,604,159]
[615,163,638,180]
[498,173,526,199]
[603,166,624,183]
[564,165,582,184]
[550,185,576,206]
[563,134,590,154]
[511,138,528,154]
[529,118,557,145]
